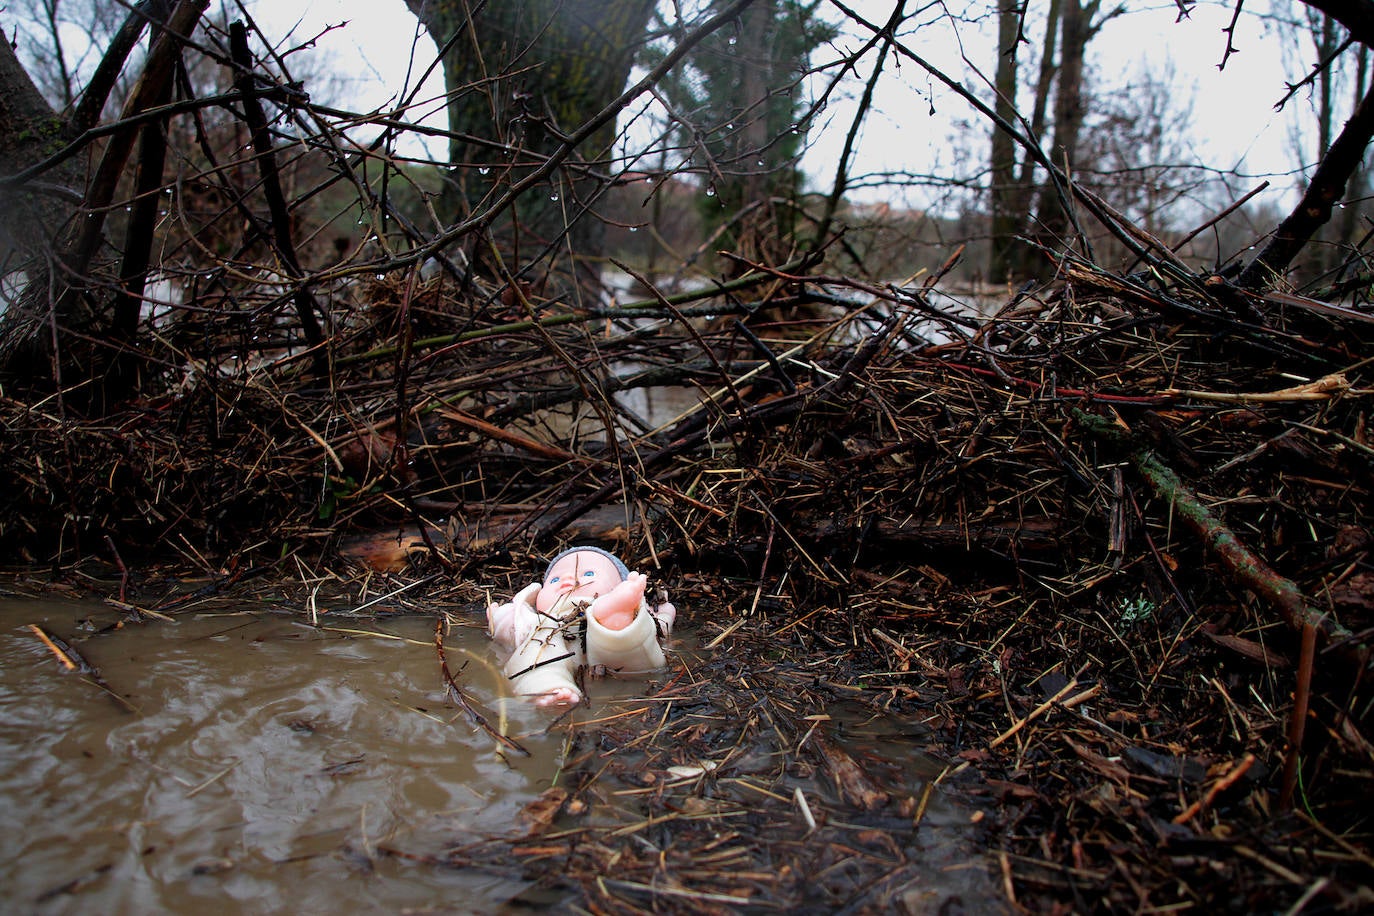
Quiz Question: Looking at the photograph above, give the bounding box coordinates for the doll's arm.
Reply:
[507,654,581,706]
[492,581,581,706]
[651,599,676,637]
[487,582,541,648]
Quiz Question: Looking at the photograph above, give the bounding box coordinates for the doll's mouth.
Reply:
[555,581,608,604]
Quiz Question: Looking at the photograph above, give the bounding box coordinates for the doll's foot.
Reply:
[591,572,647,631]
[532,686,580,707]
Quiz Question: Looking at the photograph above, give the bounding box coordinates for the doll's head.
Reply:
[535,546,629,613]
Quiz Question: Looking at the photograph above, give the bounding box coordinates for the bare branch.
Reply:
[1238,77,1374,289]
[1300,0,1374,47]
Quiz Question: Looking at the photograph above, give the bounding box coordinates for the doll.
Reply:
[486,546,676,706]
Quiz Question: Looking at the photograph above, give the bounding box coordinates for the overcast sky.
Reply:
[1,0,1314,211]
[245,0,1308,211]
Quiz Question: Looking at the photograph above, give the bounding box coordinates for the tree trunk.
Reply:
[987,1,1023,284]
[0,1,208,404]
[1,0,179,274]
[405,0,656,287]
[1300,0,1374,48]
[0,27,73,266]
[1005,0,1061,280]
[1030,0,1089,256]
[695,0,814,270]
[1238,76,1374,290]
[0,27,81,388]
[1335,44,1370,261]
[1312,11,1341,277]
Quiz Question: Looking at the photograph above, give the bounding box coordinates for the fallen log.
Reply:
[1075,410,1370,670]
[339,505,640,572]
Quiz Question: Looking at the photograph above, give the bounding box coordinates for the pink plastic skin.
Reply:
[534,549,646,631]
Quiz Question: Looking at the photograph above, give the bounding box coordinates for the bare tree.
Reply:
[1266,1,1373,286]
[0,1,206,405]
[403,0,659,290]
[5,0,132,108]
[984,0,1127,282]
[640,0,835,273]
[987,0,1027,283]
[1239,1,1374,291]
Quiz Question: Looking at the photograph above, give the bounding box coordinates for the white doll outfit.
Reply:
[487,581,675,700]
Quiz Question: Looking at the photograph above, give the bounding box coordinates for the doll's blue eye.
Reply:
[582,569,596,578]
[548,575,560,584]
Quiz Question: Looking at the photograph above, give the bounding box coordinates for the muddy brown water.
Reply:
[2,594,991,914]
[1,597,572,914]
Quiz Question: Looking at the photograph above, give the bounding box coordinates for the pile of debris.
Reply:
[4,250,1372,910]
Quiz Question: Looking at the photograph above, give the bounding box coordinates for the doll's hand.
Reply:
[590,571,647,631]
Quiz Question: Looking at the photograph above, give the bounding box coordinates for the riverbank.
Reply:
[5,255,1373,911]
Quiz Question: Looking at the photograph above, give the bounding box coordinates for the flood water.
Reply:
[0,596,571,914]
[2,593,993,914]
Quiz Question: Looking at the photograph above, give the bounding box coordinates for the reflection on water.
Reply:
[0,598,564,914]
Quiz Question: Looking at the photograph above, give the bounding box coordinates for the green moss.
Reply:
[15,115,68,156]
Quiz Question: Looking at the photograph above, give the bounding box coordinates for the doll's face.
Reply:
[535,551,625,613]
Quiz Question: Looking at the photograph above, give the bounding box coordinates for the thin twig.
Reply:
[434,618,530,757]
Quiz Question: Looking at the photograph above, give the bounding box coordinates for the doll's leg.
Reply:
[590,571,648,630]
[506,622,582,705]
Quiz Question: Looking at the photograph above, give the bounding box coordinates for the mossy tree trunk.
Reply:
[404,0,656,289]
[0,26,76,271]
[0,26,86,393]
